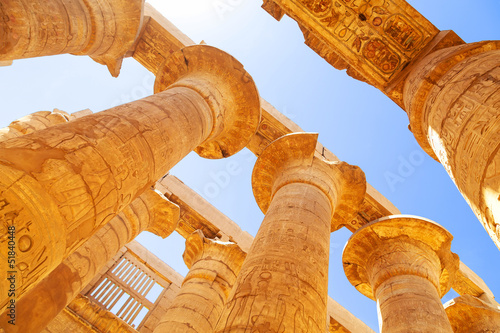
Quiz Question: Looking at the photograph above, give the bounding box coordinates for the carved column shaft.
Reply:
[368,240,449,332]
[215,133,366,332]
[0,0,144,76]
[0,190,179,333]
[154,230,246,333]
[404,41,500,250]
[218,183,332,332]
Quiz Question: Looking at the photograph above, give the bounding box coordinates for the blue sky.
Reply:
[0,0,499,331]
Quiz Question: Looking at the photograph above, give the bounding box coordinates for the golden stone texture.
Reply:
[154,230,246,333]
[0,110,68,141]
[0,189,178,333]
[0,0,144,76]
[444,295,500,333]
[215,133,366,332]
[0,44,260,313]
[404,41,500,251]
[343,215,460,333]
[259,0,466,107]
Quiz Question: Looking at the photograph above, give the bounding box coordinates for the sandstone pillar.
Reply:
[0,44,261,311]
[404,41,500,250]
[0,0,144,76]
[343,215,460,333]
[445,294,500,333]
[215,132,366,332]
[154,230,246,333]
[0,189,179,333]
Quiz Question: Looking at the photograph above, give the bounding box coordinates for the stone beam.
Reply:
[259,0,465,108]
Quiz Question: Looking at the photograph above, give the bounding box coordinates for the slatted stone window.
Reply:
[85,251,166,328]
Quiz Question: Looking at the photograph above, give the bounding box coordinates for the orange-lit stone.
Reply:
[215,133,366,332]
[154,230,246,333]
[343,215,460,333]
[404,41,500,251]
[0,190,179,333]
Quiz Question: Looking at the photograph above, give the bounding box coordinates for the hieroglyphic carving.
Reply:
[404,41,500,249]
[267,0,438,88]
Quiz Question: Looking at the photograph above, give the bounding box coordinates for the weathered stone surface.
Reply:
[0,190,179,333]
[404,40,500,250]
[215,133,366,332]
[154,230,246,333]
[0,44,260,312]
[445,295,500,333]
[0,110,68,141]
[343,215,459,333]
[0,0,144,76]
[258,0,464,107]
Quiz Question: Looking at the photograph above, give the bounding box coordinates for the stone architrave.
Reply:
[0,44,261,311]
[404,41,500,251]
[0,0,144,76]
[343,215,460,333]
[444,294,500,333]
[0,189,180,333]
[215,132,366,333]
[153,230,246,333]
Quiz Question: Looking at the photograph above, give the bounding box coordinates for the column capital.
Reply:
[343,215,459,300]
[445,295,500,332]
[140,189,180,239]
[183,230,246,271]
[154,45,261,159]
[252,132,366,231]
[403,40,500,160]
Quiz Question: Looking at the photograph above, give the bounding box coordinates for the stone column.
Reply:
[0,189,179,333]
[404,41,500,250]
[0,44,261,311]
[215,132,366,333]
[0,0,144,76]
[343,215,460,333]
[445,295,500,333]
[154,230,246,333]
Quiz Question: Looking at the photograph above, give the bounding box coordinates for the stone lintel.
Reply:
[445,294,500,333]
